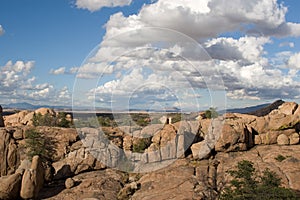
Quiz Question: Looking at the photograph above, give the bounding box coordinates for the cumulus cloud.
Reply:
[287,53,300,69]
[75,0,132,11]
[74,0,300,109]
[0,61,71,105]
[50,66,78,75]
[104,0,300,42]
[0,25,4,36]
[204,36,270,63]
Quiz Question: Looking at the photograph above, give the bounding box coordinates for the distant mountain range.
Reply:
[2,102,72,110]
[220,100,285,116]
[2,102,181,113]
[2,100,285,116]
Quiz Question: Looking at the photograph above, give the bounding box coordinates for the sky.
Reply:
[0,0,300,111]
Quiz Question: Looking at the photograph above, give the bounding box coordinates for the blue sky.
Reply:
[0,0,300,111]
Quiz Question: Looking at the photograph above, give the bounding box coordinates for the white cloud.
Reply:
[50,67,66,75]
[104,0,300,42]
[0,61,72,105]
[50,66,78,75]
[74,0,300,109]
[0,25,4,36]
[279,42,294,48]
[75,0,132,11]
[287,53,300,70]
[204,36,270,63]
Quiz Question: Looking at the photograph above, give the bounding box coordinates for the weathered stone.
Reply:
[20,155,45,199]
[289,133,299,145]
[0,129,19,176]
[277,134,289,145]
[4,110,32,126]
[254,135,262,145]
[191,141,212,160]
[0,105,4,127]
[215,118,253,152]
[132,161,196,200]
[147,144,161,163]
[118,181,139,199]
[39,170,123,200]
[12,128,23,140]
[44,163,55,182]
[260,132,280,145]
[123,135,132,151]
[141,124,164,137]
[65,178,75,189]
[0,173,22,200]
[16,159,31,175]
[35,107,56,116]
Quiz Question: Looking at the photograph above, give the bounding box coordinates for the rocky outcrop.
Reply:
[131,159,199,200]
[249,102,300,134]
[215,145,300,191]
[0,173,22,200]
[195,102,300,155]
[4,110,33,126]
[20,155,45,199]
[38,170,125,200]
[277,134,290,145]
[214,118,254,152]
[191,118,223,159]
[0,105,4,127]
[4,107,59,127]
[52,146,106,180]
[0,128,19,176]
[248,99,285,116]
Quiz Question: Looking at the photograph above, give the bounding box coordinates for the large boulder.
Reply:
[215,118,254,152]
[191,141,212,160]
[4,110,32,127]
[20,155,45,199]
[52,147,106,180]
[239,102,300,134]
[131,160,199,200]
[277,134,289,145]
[289,133,300,145]
[0,129,19,176]
[0,173,22,200]
[34,107,56,116]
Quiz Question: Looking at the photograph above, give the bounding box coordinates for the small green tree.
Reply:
[25,129,47,161]
[205,107,219,119]
[25,129,57,162]
[220,160,297,200]
[32,112,71,128]
[56,112,71,128]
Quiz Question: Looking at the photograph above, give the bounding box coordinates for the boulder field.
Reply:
[0,102,299,199]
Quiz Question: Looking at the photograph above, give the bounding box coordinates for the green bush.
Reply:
[220,160,297,200]
[32,112,71,128]
[132,138,151,153]
[25,129,56,161]
[205,107,219,119]
[275,154,287,162]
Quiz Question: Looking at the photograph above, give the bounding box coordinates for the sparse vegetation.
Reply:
[220,160,297,200]
[32,112,71,128]
[167,113,182,123]
[278,124,294,130]
[275,154,287,162]
[132,138,152,153]
[25,128,56,161]
[205,107,219,119]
